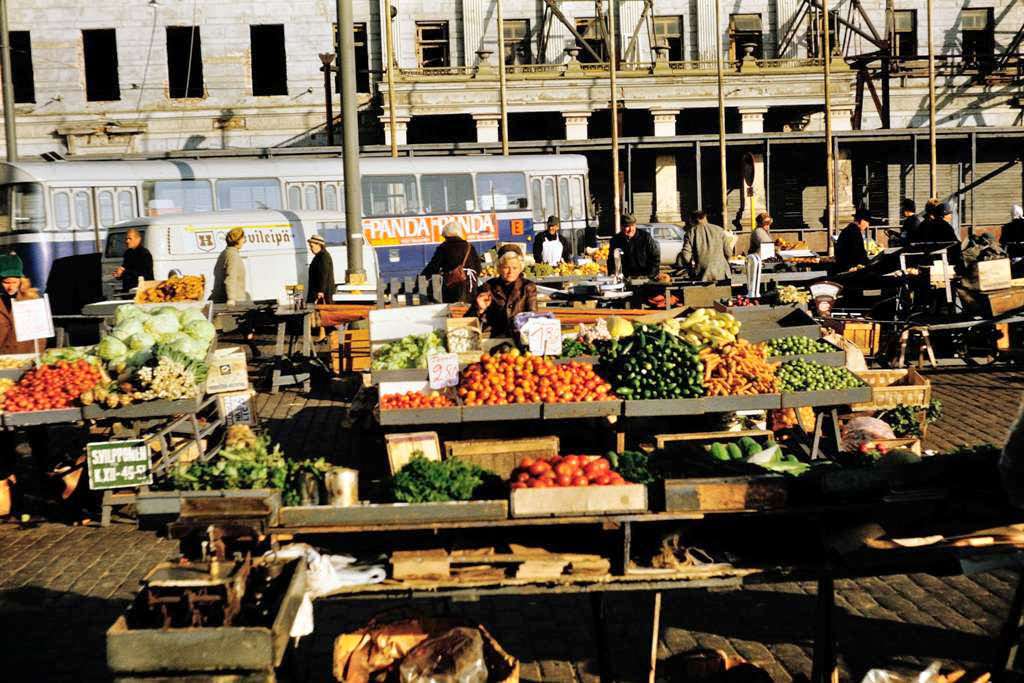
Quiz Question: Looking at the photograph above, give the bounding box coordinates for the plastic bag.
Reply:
[841,416,896,452]
[399,627,488,683]
[860,662,944,683]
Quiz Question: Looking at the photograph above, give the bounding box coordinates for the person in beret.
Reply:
[0,254,40,355]
[306,234,335,305]
[212,227,249,304]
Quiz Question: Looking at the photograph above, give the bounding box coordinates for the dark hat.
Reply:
[546,215,560,228]
[226,227,245,244]
[854,208,872,222]
[496,243,524,259]
[307,234,326,246]
[0,254,23,279]
[927,201,952,217]
[621,213,637,227]
[901,198,916,213]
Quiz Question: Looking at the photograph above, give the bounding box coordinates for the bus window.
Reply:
[304,185,320,210]
[362,175,418,216]
[543,178,556,220]
[558,177,571,221]
[74,190,93,228]
[53,191,71,230]
[144,179,213,213]
[421,174,474,213]
[569,177,585,219]
[216,178,282,210]
[530,178,543,222]
[317,221,346,245]
[2,183,46,232]
[323,184,338,210]
[98,190,115,227]
[118,190,136,220]
[477,172,527,211]
[287,185,302,210]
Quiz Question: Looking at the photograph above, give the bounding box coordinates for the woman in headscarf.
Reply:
[1000,205,1024,248]
[421,222,481,303]
[0,254,40,355]
[466,246,537,337]
[212,227,248,304]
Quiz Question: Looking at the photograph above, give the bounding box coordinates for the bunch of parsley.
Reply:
[391,455,494,503]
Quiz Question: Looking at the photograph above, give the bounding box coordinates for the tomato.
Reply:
[519,457,535,470]
[609,474,626,485]
[595,474,612,486]
[562,455,582,470]
[510,482,527,490]
[556,474,573,487]
[528,461,551,477]
[516,471,530,483]
[571,476,589,487]
[591,458,611,473]
[554,462,575,478]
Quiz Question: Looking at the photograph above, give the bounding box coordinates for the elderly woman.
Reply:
[0,254,40,354]
[212,227,248,304]
[421,223,481,304]
[467,246,537,337]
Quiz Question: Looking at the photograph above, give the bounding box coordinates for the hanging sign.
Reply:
[13,295,55,342]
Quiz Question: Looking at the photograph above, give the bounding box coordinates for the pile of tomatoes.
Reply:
[3,359,104,413]
[509,455,627,489]
[380,390,454,410]
[457,351,613,406]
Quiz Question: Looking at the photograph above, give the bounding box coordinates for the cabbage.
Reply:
[126,348,153,369]
[178,308,207,326]
[184,320,216,344]
[114,304,146,326]
[152,306,180,317]
[97,336,128,361]
[143,312,180,336]
[112,319,144,342]
[128,332,156,352]
[171,336,206,360]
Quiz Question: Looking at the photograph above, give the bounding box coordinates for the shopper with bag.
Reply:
[421,223,481,304]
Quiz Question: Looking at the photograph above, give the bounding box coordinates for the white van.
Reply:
[100,210,379,303]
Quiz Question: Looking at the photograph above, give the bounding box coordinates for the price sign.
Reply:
[525,318,562,356]
[218,390,256,427]
[759,242,776,260]
[86,439,152,490]
[12,295,54,343]
[427,352,460,389]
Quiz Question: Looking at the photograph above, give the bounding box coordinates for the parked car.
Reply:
[640,223,688,265]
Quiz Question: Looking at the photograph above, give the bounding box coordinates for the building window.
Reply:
[807,10,839,58]
[652,16,684,62]
[82,29,120,102]
[250,25,287,96]
[10,31,34,103]
[503,19,531,65]
[332,23,370,93]
[166,26,204,98]
[729,14,763,61]
[575,18,608,63]
[416,21,450,68]
[893,10,917,58]
[961,8,994,70]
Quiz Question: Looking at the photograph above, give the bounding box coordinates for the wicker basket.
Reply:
[851,368,931,411]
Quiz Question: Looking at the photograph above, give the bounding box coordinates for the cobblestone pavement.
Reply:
[0,367,1022,682]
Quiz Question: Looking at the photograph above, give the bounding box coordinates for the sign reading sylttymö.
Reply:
[86,440,152,490]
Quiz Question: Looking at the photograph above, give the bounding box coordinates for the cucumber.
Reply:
[738,437,762,458]
[726,443,743,460]
[709,443,730,461]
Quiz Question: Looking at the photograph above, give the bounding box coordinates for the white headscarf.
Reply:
[1013,205,1023,221]
[442,222,462,238]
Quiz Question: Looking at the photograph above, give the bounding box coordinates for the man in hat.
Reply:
[0,254,40,355]
[421,222,481,304]
[111,228,154,292]
[898,198,922,246]
[532,215,572,265]
[834,208,872,273]
[212,227,248,304]
[608,214,660,279]
[306,234,335,304]
[911,200,963,271]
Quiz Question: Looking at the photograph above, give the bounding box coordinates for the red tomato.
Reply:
[516,471,531,483]
[510,482,527,490]
[554,462,575,478]
[595,474,612,486]
[528,461,551,477]
[571,476,589,487]
[556,474,573,487]
[519,457,535,470]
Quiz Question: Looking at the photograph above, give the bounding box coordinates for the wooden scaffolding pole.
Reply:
[927,0,937,196]
[610,0,621,232]
[383,0,399,157]
[497,0,510,155]
[823,0,837,248]
[715,0,727,224]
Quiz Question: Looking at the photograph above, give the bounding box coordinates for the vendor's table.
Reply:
[212,303,315,393]
[730,270,830,285]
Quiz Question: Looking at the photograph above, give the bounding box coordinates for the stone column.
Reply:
[619,0,651,65]
[651,109,681,223]
[739,152,767,228]
[563,113,591,141]
[462,0,488,66]
[473,115,501,143]
[382,116,409,146]
[830,106,854,132]
[652,109,679,137]
[696,0,718,61]
[739,107,768,134]
[836,148,855,222]
[775,0,802,58]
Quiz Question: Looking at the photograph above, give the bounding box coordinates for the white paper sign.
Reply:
[759,242,776,260]
[218,390,256,427]
[524,318,562,356]
[13,295,54,342]
[427,352,460,389]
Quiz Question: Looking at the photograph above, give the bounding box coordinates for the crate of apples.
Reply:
[509,454,626,489]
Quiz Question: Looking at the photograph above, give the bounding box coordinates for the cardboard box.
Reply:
[965,258,1012,292]
[384,431,441,475]
[217,389,257,426]
[511,483,647,518]
[205,347,249,394]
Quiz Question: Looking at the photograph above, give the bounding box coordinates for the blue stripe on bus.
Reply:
[0,238,97,291]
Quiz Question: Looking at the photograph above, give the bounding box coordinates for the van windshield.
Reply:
[105,229,143,258]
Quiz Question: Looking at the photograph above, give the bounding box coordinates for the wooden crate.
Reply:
[446,436,559,479]
[663,475,789,512]
[965,258,1012,292]
[841,321,881,355]
[333,327,371,373]
[385,431,442,475]
[510,483,647,518]
[852,368,930,410]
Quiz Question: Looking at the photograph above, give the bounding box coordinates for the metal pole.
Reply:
[319,53,336,146]
[610,0,621,233]
[383,0,399,158]
[823,0,836,246]
[496,0,510,156]
[0,0,17,162]
[714,0,727,224]
[337,0,364,281]
[927,0,937,197]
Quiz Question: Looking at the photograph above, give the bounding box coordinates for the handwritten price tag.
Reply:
[12,294,54,343]
[526,318,563,356]
[427,352,460,389]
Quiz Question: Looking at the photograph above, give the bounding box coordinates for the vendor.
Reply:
[910,200,963,272]
[747,213,773,256]
[0,254,40,354]
[678,210,731,282]
[112,228,154,292]
[608,214,660,280]
[467,245,537,337]
[834,208,871,273]
[532,215,572,265]
[899,198,922,246]
[421,223,480,304]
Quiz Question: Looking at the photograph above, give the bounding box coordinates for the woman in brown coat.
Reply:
[0,255,40,355]
[467,246,537,337]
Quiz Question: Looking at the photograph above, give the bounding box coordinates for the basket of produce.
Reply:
[377,382,461,426]
[1,352,105,425]
[506,453,647,518]
[135,275,206,303]
[777,359,871,407]
[851,368,930,411]
[370,330,446,383]
[698,340,781,411]
[765,335,846,367]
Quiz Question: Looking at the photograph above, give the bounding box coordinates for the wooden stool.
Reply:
[897,326,937,368]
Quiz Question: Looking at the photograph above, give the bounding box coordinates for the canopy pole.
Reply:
[610,0,621,233]
[496,0,510,156]
[822,0,836,250]
[927,0,937,196]
[714,0,727,225]
[337,0,365,281]
[383,0,399,158]
[0,0,17,162]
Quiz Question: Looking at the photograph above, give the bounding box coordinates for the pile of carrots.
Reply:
[698,340,779,397]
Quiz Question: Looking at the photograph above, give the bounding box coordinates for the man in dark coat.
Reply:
[910,200,963,272]
[899,198,922,246]
[421,223,481,304]
[306,235,335,304]
[112,228,154,292]
[532,215,572,265]
[607,214,660,279]
[834,208,871,273]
